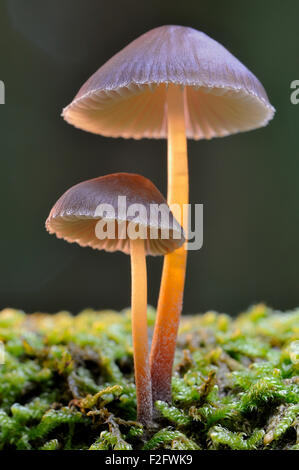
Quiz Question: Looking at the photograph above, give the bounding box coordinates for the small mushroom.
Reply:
[62,25,275,403]
[45,172,184,424]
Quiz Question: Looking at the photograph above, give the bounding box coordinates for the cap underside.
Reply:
[63,82,275,140]
[46,214,184,256]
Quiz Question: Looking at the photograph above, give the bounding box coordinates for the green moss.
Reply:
[0,304,298,450]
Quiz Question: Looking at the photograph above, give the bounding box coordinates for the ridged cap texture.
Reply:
[63,25,275,140]
[46,173,185,256]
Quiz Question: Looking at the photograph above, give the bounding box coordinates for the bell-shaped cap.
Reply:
[62,25,275,140]
[46,173,184,256]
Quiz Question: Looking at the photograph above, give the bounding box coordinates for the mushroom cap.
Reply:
[46,173,184,256]
[62,25,275,140]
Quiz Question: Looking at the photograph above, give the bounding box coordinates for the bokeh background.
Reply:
[0,0,298,315]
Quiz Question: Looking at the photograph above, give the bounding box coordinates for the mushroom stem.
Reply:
[130,237,153,424]
[150,83,188,404]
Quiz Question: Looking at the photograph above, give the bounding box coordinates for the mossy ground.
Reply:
[0,304,298,450]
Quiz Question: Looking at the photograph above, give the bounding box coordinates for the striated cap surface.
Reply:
[46,173,184,256]
[63,25,275,140]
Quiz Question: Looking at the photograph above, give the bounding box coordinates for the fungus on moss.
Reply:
[46,172,184,424]
[62,25,275,404]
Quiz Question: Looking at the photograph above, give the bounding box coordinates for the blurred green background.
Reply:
[0,0,298,315]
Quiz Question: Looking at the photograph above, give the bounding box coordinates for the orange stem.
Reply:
[150,84,188,404]
[130,238,152,424]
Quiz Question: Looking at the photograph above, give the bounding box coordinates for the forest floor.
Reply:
[0,304,298,450]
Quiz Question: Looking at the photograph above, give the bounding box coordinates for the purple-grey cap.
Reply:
[46,173,184,256]
[62,25,275,140]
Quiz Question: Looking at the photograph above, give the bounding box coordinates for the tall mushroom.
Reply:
[45,172,184,424]
[62,25,275,403]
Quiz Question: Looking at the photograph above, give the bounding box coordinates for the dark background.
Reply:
[0,0,298,315]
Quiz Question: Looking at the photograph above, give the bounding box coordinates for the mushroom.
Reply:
[45,172,184,424]
[62,25,275,403]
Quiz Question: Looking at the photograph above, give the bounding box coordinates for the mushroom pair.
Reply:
[48,26,275,414]
[46,173,184,423]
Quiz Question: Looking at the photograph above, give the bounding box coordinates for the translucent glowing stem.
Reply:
[130,238,153,424]
[150,84,188,404]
